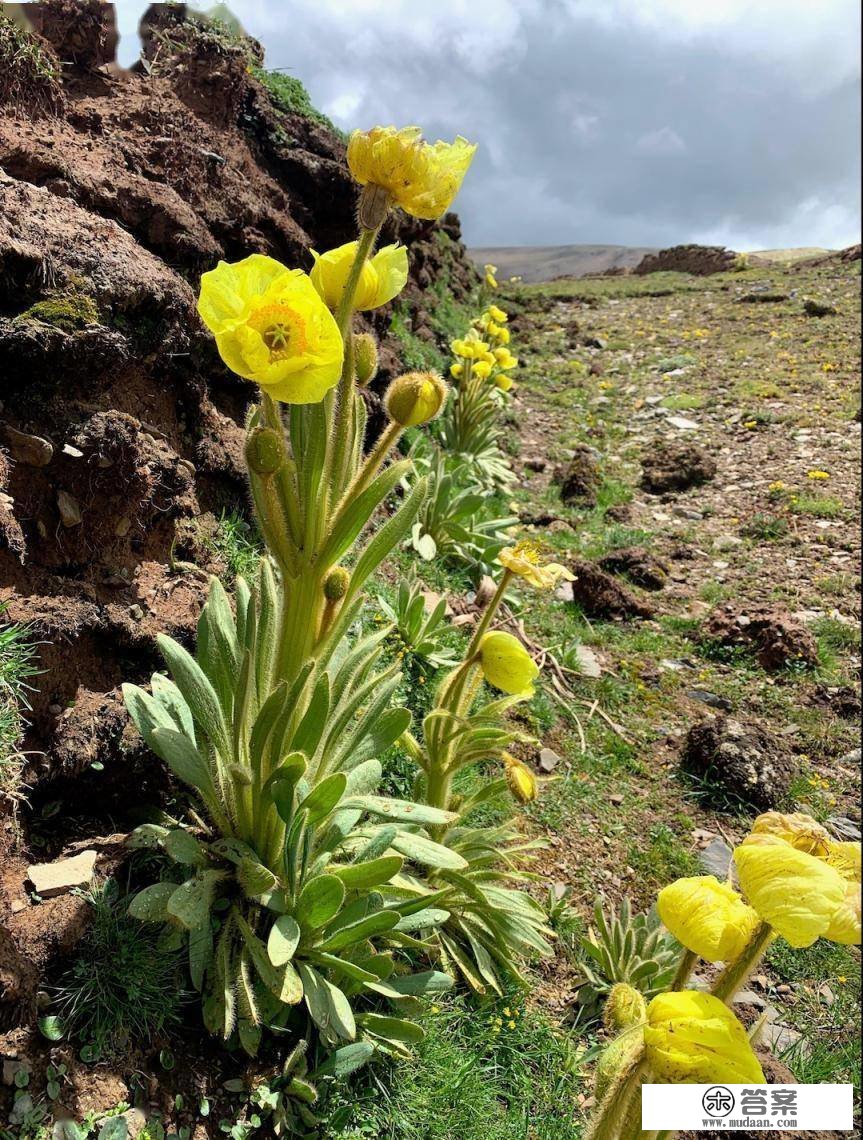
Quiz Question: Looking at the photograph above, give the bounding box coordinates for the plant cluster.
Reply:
[585,809,861,1139]
[0,604,39,792]
[119,123,570,1111]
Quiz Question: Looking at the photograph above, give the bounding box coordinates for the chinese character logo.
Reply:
[702,1086,735,1117]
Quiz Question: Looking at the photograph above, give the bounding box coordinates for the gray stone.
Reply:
[539,748,562,773]
[827,815,861,841]
[698,836,733,879]
[27,849,98,898]
[686,689,733,711]
[56,490,82,527]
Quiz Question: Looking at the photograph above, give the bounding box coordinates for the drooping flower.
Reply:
[657,876,760,962]
[198,254,343,404]
[310,241,408,312]
[499,541,574,591]
[478,631,539,695]
[644,991,765,1084]
[502,752,537,804]
[347,126,477,220]
[384,371,448,427]
[750,811,831,856]
[733,834,848,948]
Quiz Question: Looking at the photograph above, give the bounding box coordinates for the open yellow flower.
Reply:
[347,126,477,220]
[495,374,514,393]
[484,263,499,289]
[451,337,493,360]
[499,541,574,591]
[198,254,343,404]
[493,347,519,370]
[310,241,408,311]
[657,876,760,962]
[488,305,508,323]
[472,360,493,380]
[734,834,848,948]
[645,992,765,1084]
[502,752,537,804]
[478,631,539,695]
[751,811,831,856]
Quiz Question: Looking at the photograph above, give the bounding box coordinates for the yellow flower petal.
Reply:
[734,834,847,948]
[478,631,539,695]
[310,241,408,311]
[499,542,575,591]
[347,126,476,220]
[198,256,343,404]
[502,752,538,803]
[657,876,760,962]
[750,811,831,856]
[825,879,861,945]
[645,992,765,1084]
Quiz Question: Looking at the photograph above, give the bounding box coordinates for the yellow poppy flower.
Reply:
[494,347,518,370]
[502,752,537,803]
[826,879,861,945]
[384,371,448,427]
[488,305,508,323]
[645,992,765,1084]
[310,241,408,311]
[347,126,477,220]
[498,541,574,591]
[825,840,862,883]
[495,374,514,393]
[198,254,343,404]
[472,360,492,380]
[751,811,831,856]
[450,362,464,380]
[734,834,847,948]
[657,876,760,962]
[484,263,499,289]
[478,631,539,695]
[450,337,492,360]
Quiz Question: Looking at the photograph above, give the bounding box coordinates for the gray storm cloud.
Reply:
[112,0,861,250]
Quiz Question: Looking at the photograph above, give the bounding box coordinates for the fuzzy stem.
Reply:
[669,948,699,991]
[337,420,403,509]
[585,1054,649,1140]
[711,921,775,1004]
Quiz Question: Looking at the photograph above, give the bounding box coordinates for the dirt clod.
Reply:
[640,440,717,494]
[569,560,655,620]
[681,716,798,810]
[703,604,820,672]
[598,546,669,590]
[553,445,600,506]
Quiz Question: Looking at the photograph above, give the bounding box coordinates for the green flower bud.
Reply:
[245,426,285,476]
[595,1025,644,1102]
[384,371,447,427]
[323,566,350,601]
[603,983,647,1032]
[354,332,379,386]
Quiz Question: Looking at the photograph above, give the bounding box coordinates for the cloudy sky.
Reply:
[113,0,861,251]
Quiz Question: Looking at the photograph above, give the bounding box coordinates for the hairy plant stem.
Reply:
[711,921,775,1003]
[585,1054,649,1140]
[669,947,698,991]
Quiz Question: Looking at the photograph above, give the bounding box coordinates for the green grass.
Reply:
[52,880,186,1058]
[253,67,343,136]
[626,822,699,890]
[206,510,263,582]
[789,492,845,518]
[0,606,39,791]
[320,993,585,1140]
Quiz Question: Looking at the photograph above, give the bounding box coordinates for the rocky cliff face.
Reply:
[0,1,478,806]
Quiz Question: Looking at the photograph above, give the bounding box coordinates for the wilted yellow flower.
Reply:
[198,254,343,403]
[734,834,847,948]
[493,347,519,370]
[385,371,448,427]
[502,752,537,803]
[751,812,830,856]
[347,126,477,220]
[478,631,539,694]
[310,241,408,311]
[499,541,574,591]
[657,876,760,962]
[645,992,765,1084]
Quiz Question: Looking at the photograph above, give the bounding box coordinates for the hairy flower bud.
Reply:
[323,566,350,601]
[603,984,647,1032]
[502,752,537,804]
[245,426,285,476]
[354,333,379,386]
[384,371,448,427]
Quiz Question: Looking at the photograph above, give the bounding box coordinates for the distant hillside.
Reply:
[469,245,657,283]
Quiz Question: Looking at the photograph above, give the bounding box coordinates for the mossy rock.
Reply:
[15,291,101,333]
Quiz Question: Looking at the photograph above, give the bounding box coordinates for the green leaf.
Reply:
[331,855,404,890]
[149,727,215,798]
[347,476,429,601]
[390,832,469,871]
[265,752,308,822]
[297,772,347,825]
[128,882,177,923]
[97,1119,129,1140]
[297,963,356,1042]
[317,910,399,953]
[293,672,331,759]
[237,858,278,898]
[295,875,345,929]
[38,1015,65,1041]
[188,921,213,992]
[164,829,207,866]
[236,913,303,1005]
[393,908,450,933]
[127,823,170,850]
[345,796,458,826]
[166,871,222,930]
[322,460,412,567]
[157,634,230,756]
[267,916,301,967]
[313,1041,375,1079]
[357,1013,425,1044]
[383,970,454,997]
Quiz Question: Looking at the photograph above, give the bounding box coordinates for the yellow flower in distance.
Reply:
[645,991,765,1084]
[347,126,477,220]
[502,752,537,804]
[311,241,408,312]
[451,336,492,360]
[478,631,539,695]
[198,254,343,404]
[484,263,499,288]
[734,834,847,948]
[751,811,830,856]
[657,876,760,962]
[488,305,508,323]
[499,541,574,591]
[495,374,514,393]
[450,362,464,380]
[494,347,519,370]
